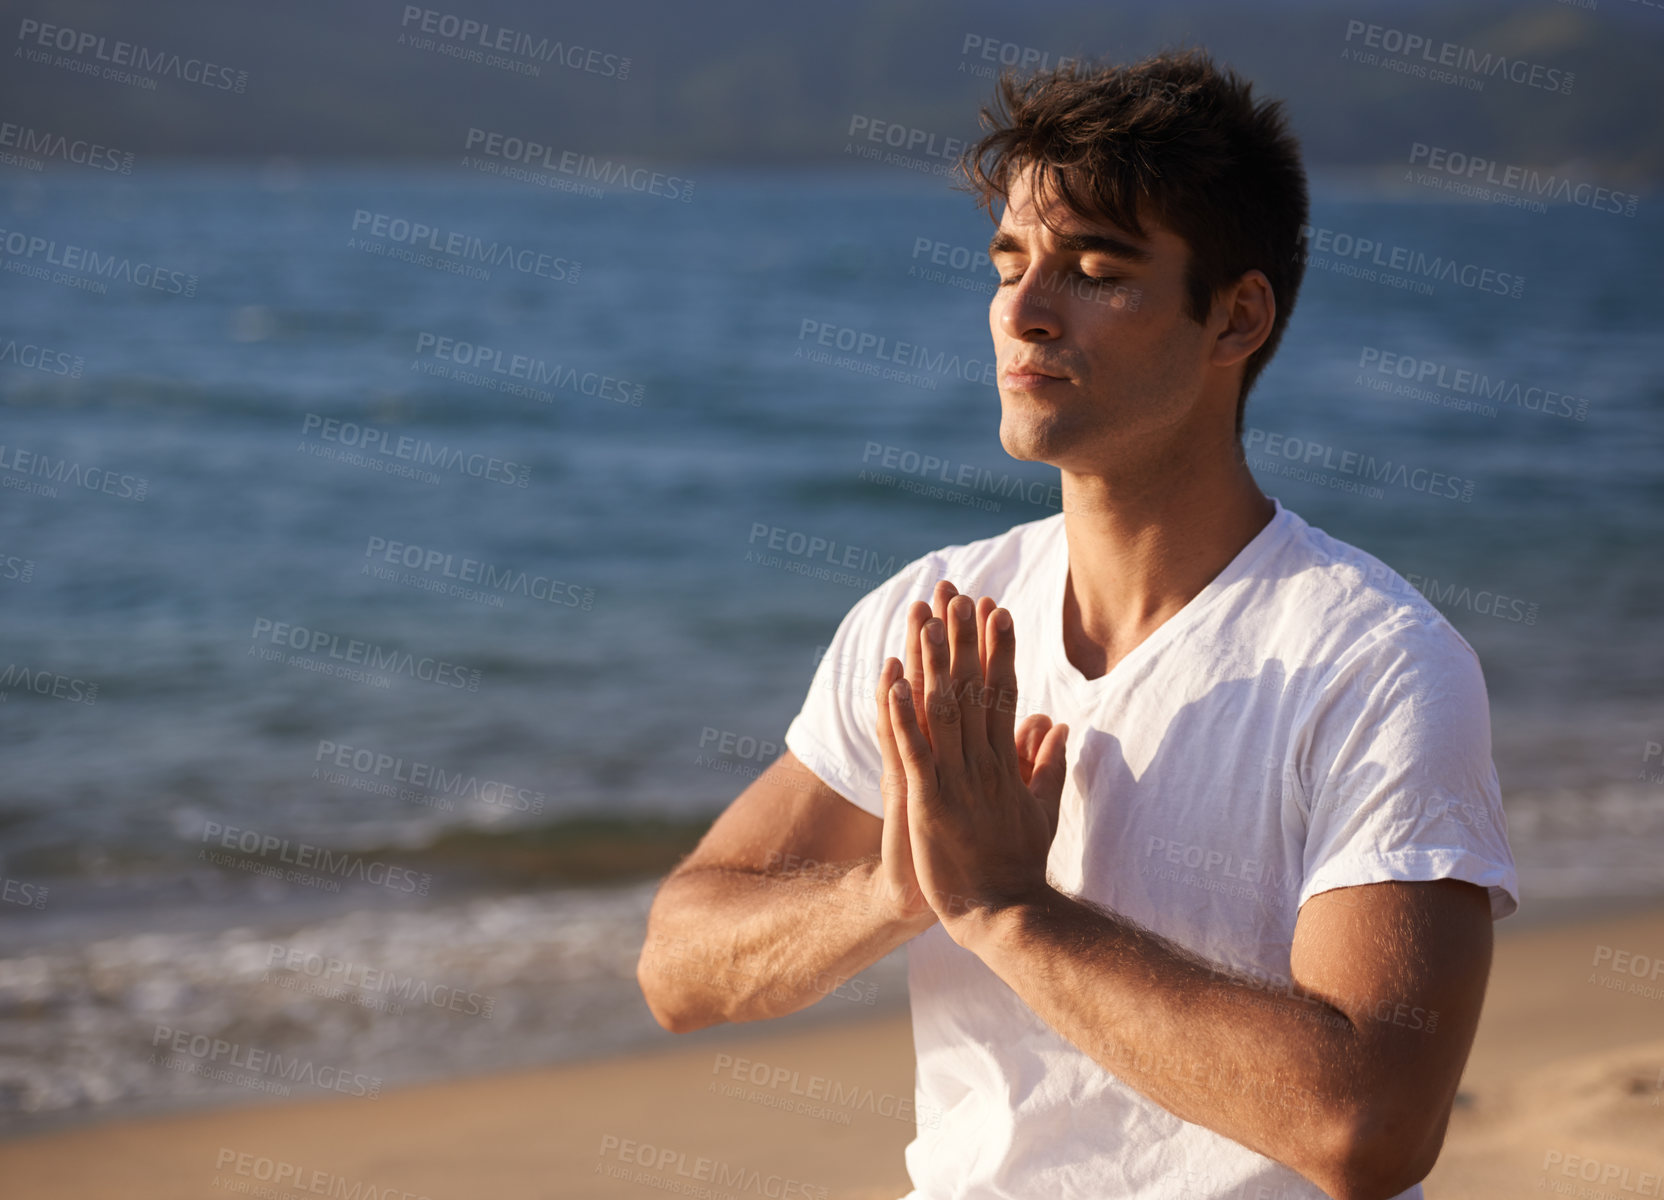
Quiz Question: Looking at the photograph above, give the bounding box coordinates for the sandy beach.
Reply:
[5,903,1661,1199]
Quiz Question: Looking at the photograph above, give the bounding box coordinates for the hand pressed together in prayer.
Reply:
[871,580,1071,944]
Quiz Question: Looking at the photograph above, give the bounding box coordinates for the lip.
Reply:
[1003,364,1069,387]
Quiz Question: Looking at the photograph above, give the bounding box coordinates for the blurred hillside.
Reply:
[0,0,1660,178]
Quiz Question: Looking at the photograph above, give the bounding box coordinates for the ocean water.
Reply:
[0,165,1659,1131]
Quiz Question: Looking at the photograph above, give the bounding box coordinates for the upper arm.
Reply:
[1289,878,1493,1170]
[674,748,882,877]
[1295,619,1518,921]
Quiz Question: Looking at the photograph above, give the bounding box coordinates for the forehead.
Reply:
[993,168,1174,258]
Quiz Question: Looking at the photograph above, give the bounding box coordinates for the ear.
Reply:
[1209,269,1276,370]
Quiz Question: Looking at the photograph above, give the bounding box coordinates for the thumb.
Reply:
[1028,723,1069,835]
[1013,713,1053,785]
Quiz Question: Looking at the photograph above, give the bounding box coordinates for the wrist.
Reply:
[846,858,937,935]
[942,882,1062,958]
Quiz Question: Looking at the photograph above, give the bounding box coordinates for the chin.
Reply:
[998,411,1067,464]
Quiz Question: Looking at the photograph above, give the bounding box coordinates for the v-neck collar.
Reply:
[1042,498,1290,698]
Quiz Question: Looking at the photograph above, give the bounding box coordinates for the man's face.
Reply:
[988,168,1221,473]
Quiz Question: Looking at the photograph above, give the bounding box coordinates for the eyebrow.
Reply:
[988,229,1153,264]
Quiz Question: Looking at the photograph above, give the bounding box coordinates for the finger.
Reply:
[888,677,938,807]
[873,656,904,808]
[947,594,988,757]
[1015,713,1053,761]
[891,679,947,909]
[975,595,996,679]
[1029,722,1070,836]
[931,579,960,686]
[920,613,964,769]
[931,578,962,739]
[1014,713,1053,786]
[985,607,1019,767]
[903,600,932,740]
[932,579,959,627]
[873,658,916,906]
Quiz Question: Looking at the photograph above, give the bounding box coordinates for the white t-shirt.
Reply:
[783,498,1519,1200]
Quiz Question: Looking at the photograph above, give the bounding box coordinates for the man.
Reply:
[637,50,1517,1200]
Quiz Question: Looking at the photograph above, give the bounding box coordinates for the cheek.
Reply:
[1116,300,1204,366]
[1079,313,1202,405]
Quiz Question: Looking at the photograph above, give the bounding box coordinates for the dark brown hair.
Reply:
[958,49,1309,434]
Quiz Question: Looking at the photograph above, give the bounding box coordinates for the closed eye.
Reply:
[997,269,1123,287]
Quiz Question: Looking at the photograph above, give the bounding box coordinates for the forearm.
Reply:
[638,856,928,1032]
[963,890,1431,1195]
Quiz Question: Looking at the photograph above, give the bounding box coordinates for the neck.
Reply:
[1057,441,1274,680]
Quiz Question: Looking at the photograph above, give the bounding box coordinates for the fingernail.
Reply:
[995,609,1012,632]
[892,678,911,702]
[926,620,945,644]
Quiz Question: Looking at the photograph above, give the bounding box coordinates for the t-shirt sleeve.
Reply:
[1294,617,1520,921]
[783,552,944,819]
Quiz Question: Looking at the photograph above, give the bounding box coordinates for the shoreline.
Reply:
[3,899,1662,1197]
[4,884,1655,1144]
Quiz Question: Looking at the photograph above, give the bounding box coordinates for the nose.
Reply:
[995,269,1063,342]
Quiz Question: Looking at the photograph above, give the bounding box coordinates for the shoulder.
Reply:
[1235,505,1491,743]
[1258,505,1483,689]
